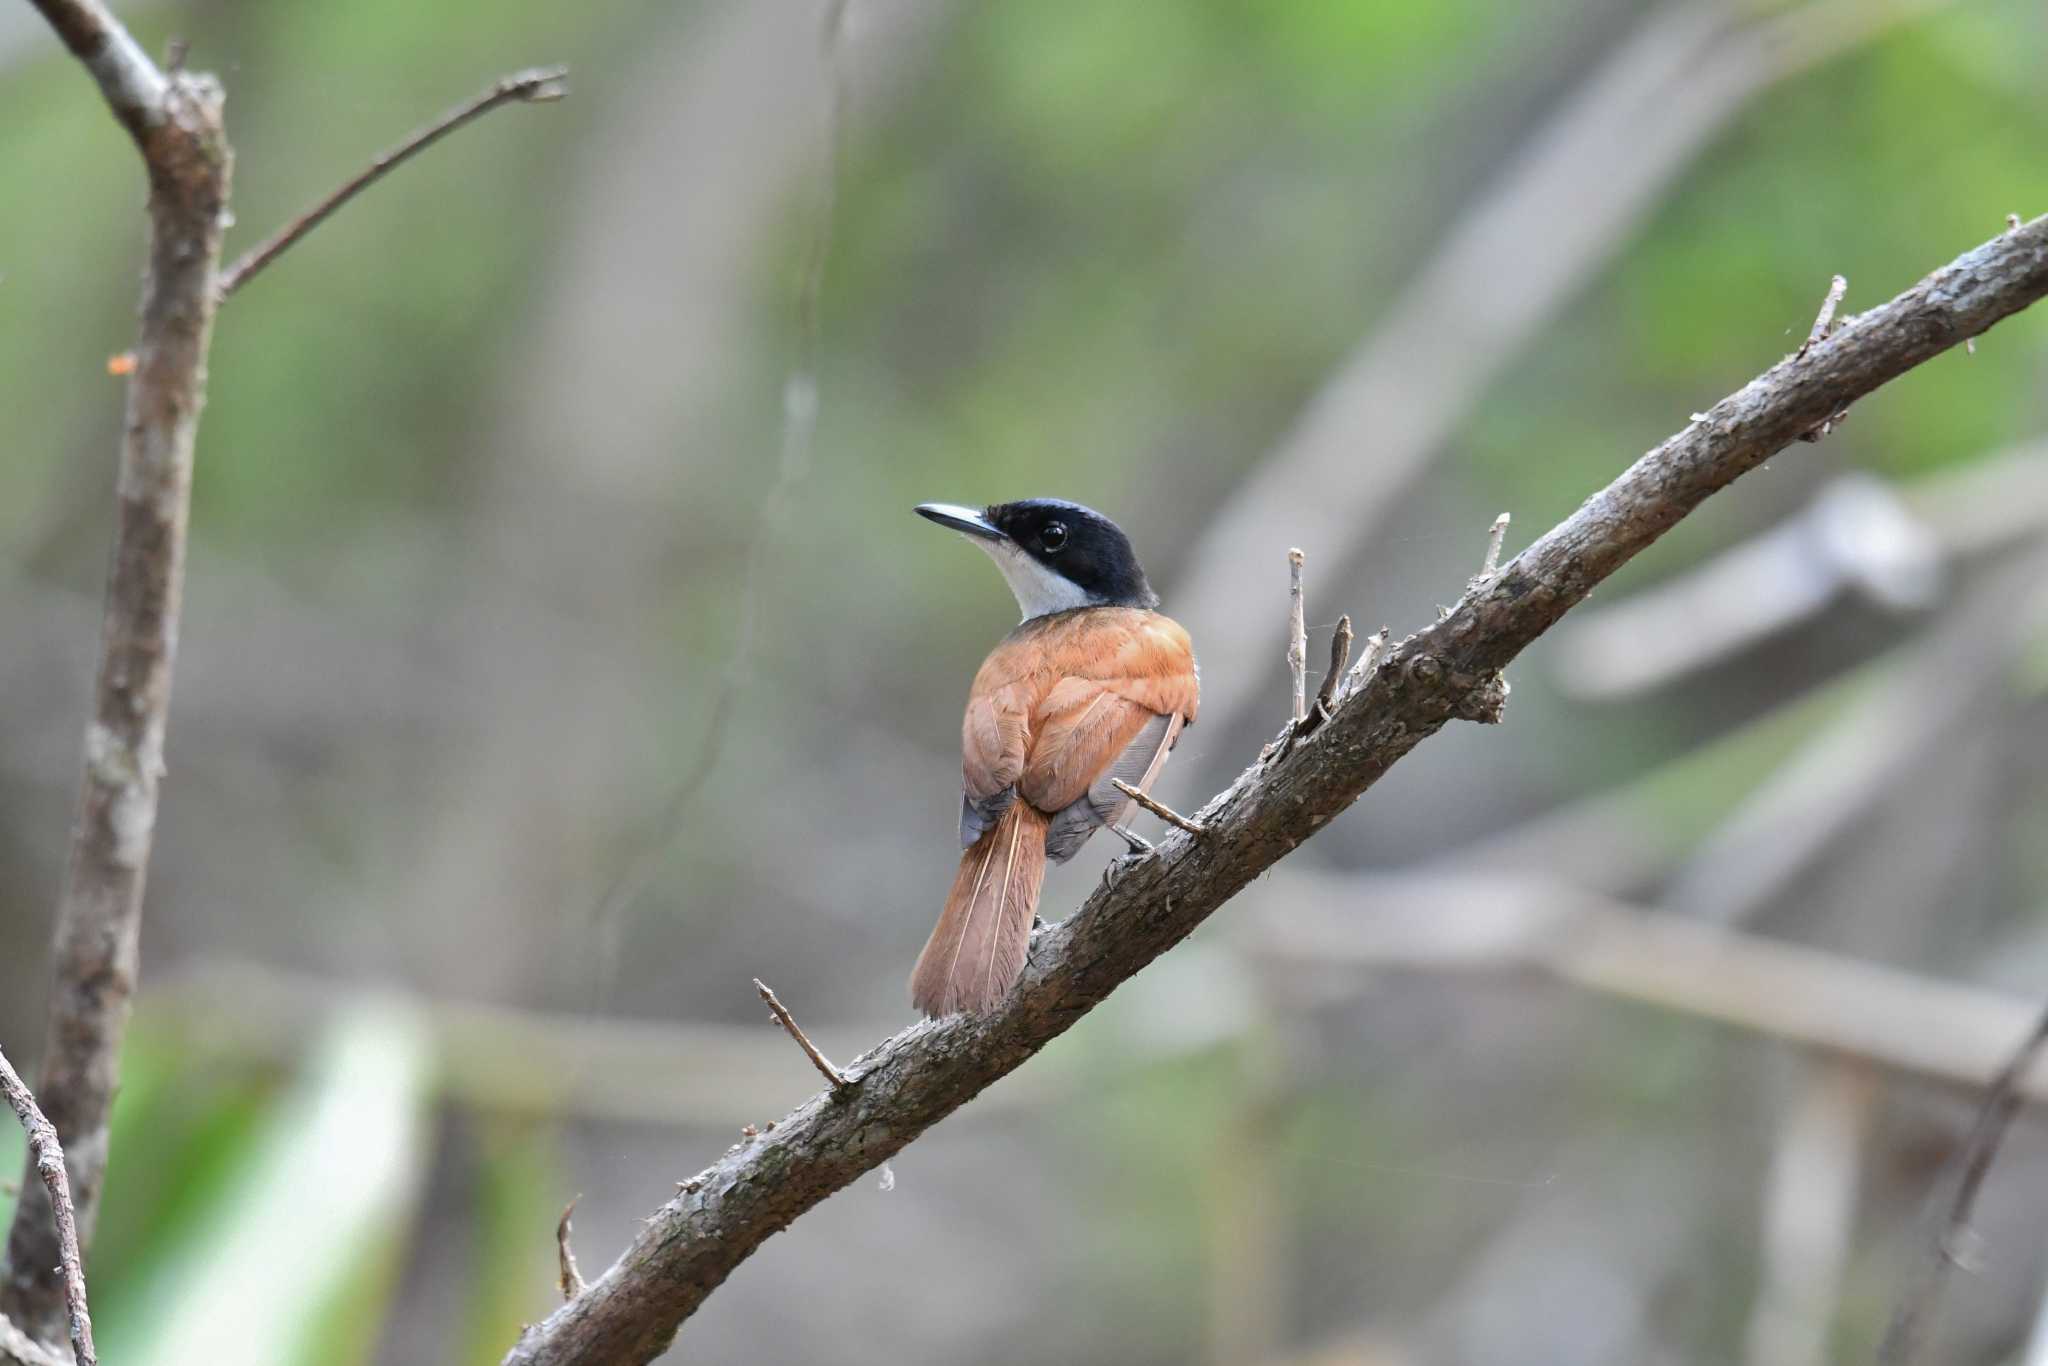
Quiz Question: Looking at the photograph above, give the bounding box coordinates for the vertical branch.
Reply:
[5,1,232,1343]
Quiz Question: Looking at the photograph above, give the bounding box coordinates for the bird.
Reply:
[909,498,1199,1017]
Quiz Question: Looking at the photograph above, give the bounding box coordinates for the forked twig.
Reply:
[216,66,570,300]
[754,980,852,1093]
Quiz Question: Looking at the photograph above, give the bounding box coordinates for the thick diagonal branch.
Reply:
[502,217,2048,1366]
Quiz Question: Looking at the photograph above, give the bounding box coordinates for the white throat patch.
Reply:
[971,537,1095,620]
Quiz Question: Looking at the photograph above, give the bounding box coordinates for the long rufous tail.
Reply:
[910,802,1048,1017]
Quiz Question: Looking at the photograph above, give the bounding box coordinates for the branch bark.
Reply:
[3,4,229,1342]
[503,216,2048,1366]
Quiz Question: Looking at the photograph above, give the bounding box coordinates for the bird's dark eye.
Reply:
[1040,521,1068,552]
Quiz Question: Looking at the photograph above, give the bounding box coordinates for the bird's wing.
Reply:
[1020,676,1162,814]
[1044,710,1182,862]
[959,677,1030,846]
[1096,611,1200,726]
[959,609,1198,848]
[1019,611,1199,814]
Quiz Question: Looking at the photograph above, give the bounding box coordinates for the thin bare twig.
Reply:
[754,979,851,1093]
[1879,1005,2048,1365]
[215,66,569,300]
[0,1049,94,1366]
[1286,549,1307,723]
[1802,273,1848,354]
[1483,512,1511,576]
[556,1197,586,1303]
[1110,779,1209,837]
[1313,615,1353,721]
[588,0,852,1002]
[1341,627,1389,699]
[502,217,2048,1366]
[1796,274,1854,439]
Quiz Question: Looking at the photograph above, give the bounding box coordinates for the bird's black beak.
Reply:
[915,503,1006,542]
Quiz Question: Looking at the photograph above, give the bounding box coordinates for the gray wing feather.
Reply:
[961,788,1016,848]
[1043,713,1176,864]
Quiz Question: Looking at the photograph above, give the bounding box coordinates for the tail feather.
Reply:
[910,803,1048,1017]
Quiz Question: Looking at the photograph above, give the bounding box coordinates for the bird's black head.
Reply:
[916,498,1158,619]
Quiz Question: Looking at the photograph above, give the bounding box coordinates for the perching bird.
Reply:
[909,499,1199,1017]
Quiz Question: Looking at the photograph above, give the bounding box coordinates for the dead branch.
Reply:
[557,1198,586,1303]
[1482,512,1510,577]
[754,980,852,1093]
[216,66,569,300]
[8,2,567,1341]
[3,4,229,1340]
[1801,273,1848,355]
[500,216,2048,1366]
[1879,1005,2048,1364]
[0,1049,93,1366]
[1313,615,1353,721]
[1340,627,1388,700]
[1286,549,1307,723]
[1110,780,1208,837]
